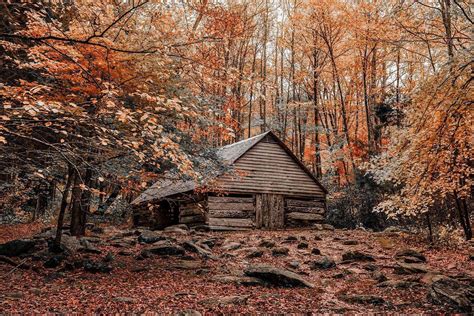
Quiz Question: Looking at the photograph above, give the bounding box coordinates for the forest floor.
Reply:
[0,224,473,314]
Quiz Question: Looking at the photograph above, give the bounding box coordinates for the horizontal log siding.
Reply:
[207,195,255,230]
[215,139,325,197]
[179,201,206,226]
[285,198,326,227]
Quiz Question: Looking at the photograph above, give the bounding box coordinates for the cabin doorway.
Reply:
[255,194,284,229]
[154,200,179,229]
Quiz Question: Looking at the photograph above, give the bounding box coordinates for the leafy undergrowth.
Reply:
[0,222,47,244]
[0,226,472,314]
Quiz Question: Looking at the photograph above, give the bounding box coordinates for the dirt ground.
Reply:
[0,225,473,314]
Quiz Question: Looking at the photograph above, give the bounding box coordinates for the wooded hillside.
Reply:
[0,1,473,314]
[1,0,471,242]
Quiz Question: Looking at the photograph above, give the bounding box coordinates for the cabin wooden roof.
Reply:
[132,131,326,205]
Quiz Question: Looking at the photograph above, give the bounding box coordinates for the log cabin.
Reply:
[131,131,328,230]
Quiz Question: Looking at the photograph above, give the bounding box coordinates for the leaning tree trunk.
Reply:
[52,164,74,252]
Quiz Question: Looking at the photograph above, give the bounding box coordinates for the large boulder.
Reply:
[143,241,185,256]
[182,241,213,258]
[258,239,276,248]
[342,251,375,262]
[200,238,218,249]
[60,235,82,253]
[272,247,289,257]
[297,242,308,249]
[429,276,474,313]
[395,249,426,263]
[309,256,336,270]
[138,231,167,244]
[394,261,428,275]
[0,239,36,257]
[83,259,113,273]
[164,224,189,234]
[239,247,265,258]
[244,264,314,288]
[311,248,321,255]
[43,255,64,269]
[222,241,242,251]
[78,238,102,254]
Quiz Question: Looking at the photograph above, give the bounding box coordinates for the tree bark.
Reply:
[426,212,433,243]
[454,191,471,240]
[70,168,92,236]
[52,164,74,252]
[70,170,84,236]
[247,42,258,138]
[312,41,322,178]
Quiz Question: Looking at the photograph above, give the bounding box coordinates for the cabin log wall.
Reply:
[179,200,206,226]
[133,203,156,227]
[207,195,255,230]
[285,198,326,227]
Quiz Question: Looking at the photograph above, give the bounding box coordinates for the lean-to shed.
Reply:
[132,131,327,230]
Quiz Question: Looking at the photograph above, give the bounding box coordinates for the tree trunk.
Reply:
[52,164,74,252]
[461,199,472,240]
[454,191,471,240]
[248,43,258,138]
[369,46,379,153]
[312,43,322,178]
[32,192,48,222]
[260,0,268,133]
[70,169,85,236]
[426,212,433,243]
[81,168,93,214]
[70,168,93,236]
[362,49,372,153]
[440,0,454,65]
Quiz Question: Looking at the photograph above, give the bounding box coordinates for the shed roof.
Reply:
[132,131,326,205]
